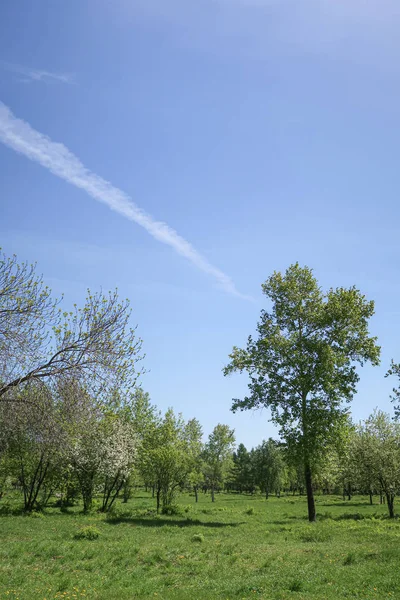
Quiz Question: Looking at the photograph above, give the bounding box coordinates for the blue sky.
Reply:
[1,0,400,448]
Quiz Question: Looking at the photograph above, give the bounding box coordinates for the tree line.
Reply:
[1,250,400,520]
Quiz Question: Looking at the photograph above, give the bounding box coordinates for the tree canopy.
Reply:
[0,250,144,400]
[224,263,380,521]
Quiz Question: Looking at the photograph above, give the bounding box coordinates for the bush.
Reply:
[74,526,101,540]
[161,504,183,516]
[28,511,44,519]
[245,507,255,515]
[191,533,205,543]
[0,502,13,515]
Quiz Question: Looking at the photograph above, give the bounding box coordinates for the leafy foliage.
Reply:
[0,250,144,399]
[224,263,380,520]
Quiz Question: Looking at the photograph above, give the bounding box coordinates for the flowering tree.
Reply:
[98,417,136,512]
[67,405,136,513]
[0,383,64,511]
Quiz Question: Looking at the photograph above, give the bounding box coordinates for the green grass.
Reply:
[0,491,399,600]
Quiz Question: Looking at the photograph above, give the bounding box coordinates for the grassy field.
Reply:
[0,491,399,600]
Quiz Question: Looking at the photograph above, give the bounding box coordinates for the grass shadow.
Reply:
[320,501,374,507]
[105,516,245,528]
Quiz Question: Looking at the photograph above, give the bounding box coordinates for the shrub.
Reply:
[74,526,101,540]
[161,504,182,516]
[0,502,13,515]
[338,512,365,521]
[191,533,205,543]
[28,511,44,519]
[245,507,255,515]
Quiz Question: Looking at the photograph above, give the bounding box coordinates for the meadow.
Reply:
[0,492,399,600]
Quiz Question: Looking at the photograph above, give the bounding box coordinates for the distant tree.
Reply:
[122,387,160,501]
[232,444,254,493]
[140,409,191,512]
[354,411,400,518]
[314,447,341,496]
[253,439,285,499]
[224,263,380,521]
[286,462,305,496]
[0,250,144,399]
[184,418,204,502]
[129,388,160,440]
[98,417,136,512]
[335,421,359,501]
[203,424,235,502]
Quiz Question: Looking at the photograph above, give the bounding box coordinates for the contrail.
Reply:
[0,101,249,299]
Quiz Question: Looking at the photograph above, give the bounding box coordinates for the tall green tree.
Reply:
[224,263,380,521]
[203,424,235,502]
[184,418,204,502]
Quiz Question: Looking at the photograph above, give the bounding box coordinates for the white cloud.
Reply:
[0,61,75,84]
[0,101,250,300]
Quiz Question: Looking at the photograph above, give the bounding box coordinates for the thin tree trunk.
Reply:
[386,493,395,518]
[211,484,215,502]
[369,491,373,505]
[156,483,161,513]
[304,462,316,522]
[194,486,198,503]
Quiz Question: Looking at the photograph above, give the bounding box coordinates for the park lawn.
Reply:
[0,492,399,600]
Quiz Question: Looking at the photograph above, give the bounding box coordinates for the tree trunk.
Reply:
[304,463,316,522]
[265,488,269,500]
[194,486,198,503]
[369,491,373,505]
[156,483,161,513]
[386,493,395,518]
[211,484,215,502]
